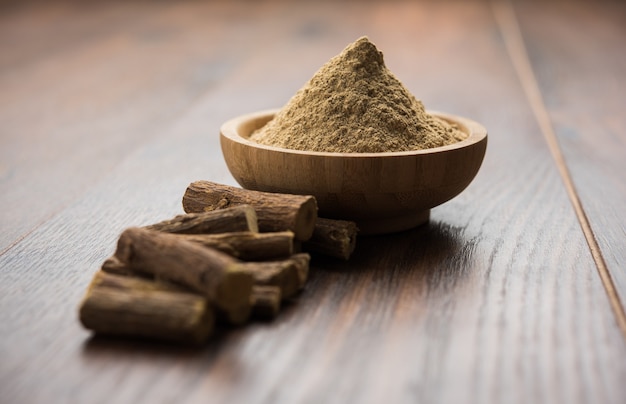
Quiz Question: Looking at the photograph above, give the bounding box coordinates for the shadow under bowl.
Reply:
[220,109,487,235]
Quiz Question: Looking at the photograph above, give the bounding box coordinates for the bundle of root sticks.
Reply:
[79,181,358,345]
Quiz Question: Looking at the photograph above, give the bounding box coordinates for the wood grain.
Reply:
[509,0,626,326]
[0,0,262,253]
[0,1,625,403]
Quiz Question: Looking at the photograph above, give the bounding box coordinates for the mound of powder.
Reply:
[249,37,467,153]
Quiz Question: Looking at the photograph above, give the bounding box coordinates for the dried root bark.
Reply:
[145,205,257,234]
[303,217,358,260]
[112,227,254,325]
[182,181,317,241]
[175,231,294,261]
[239,253,310,299]
[79,271,214,344]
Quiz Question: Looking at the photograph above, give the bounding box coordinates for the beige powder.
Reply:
[250,37,467,153]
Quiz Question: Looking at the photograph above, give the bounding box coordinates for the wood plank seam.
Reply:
[0,212,63,257]
[491,0,626,338]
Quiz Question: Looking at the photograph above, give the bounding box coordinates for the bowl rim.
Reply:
[221,108,487,158]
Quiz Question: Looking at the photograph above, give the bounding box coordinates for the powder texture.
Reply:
[250,37,467,153]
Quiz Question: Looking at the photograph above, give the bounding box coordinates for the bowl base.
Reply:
[356,210,430,235]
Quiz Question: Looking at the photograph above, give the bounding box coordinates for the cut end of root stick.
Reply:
[215,265,255,324]
[295,197,318,241]
[251,285,281,320]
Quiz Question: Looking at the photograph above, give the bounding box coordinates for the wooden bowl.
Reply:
[220,109,487,235]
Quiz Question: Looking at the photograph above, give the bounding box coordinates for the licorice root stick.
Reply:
[79,271,214,344]
[303,217,358,260]
[111,227,254,325]
[182,181,317,241]
[174,231,294,261]
[144,205,258,234]
[238,253,310,299]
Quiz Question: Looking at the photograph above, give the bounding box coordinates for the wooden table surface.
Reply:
[1,0,625,403]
